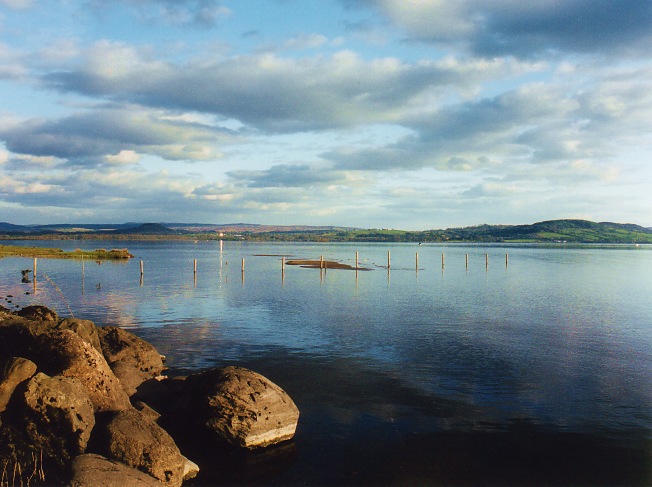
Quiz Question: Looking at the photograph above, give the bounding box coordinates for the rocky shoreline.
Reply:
[0,305,299,486]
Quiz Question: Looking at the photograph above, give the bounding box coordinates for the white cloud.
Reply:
[43,42,526,133]
[0,0,33,10]
[104,150,140,165]
[360,0,652,58]
[0,104,237,165]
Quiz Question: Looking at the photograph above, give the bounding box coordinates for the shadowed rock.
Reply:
[0,316,53,359]
[98,326,166,396]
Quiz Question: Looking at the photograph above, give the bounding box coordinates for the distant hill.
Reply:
[432,219,652,243]
[0,222,27,232]
[1,219,651,243]
[119,223,180,235]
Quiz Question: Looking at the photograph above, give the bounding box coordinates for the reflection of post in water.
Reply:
[281,257,285,286]
[140,260,144,287]
[355,251,359,283]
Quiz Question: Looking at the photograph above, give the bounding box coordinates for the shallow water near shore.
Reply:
[1,240,651,485]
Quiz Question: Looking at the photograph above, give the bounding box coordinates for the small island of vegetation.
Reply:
[0,245,134,260]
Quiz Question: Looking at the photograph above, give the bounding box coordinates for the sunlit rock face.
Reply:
[186,366,300,449]
[35,329,131,413]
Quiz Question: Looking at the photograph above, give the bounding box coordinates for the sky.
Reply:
[1,1,651,230]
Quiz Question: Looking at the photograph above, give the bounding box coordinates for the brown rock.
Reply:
[0,357,37,412]
[188,366,300,449]
[15,305,59,322]
[20,372,96,466]
[98,326,166,396]
[35,330,131,412]
[70,454,163,487]
[56,318,102,353]
[133,400,162,423]
[99,408,187,487]
[182,455,199,481]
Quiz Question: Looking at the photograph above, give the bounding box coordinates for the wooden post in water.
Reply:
[485,253,489,270]
[140,260,144,276]
[355,251,359,270]
[33,257,37,294]
[194,259,197,276]
[506,253,509,267]
[387,250,391,269]
[441,253,445,270]
[465,254,468,270]
[416,252,419,271]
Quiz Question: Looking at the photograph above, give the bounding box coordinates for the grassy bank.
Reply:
[0,245,133,260]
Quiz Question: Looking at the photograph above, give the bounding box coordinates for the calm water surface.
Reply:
[1,241,651,485]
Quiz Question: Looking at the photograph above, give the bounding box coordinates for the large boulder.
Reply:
[0,356,37,413]
[97,408,188,487]
[69,453,164,487]
[186,366,300,449]
[19,372,96,467]
[35,330,131,412]
[98,326,166,396]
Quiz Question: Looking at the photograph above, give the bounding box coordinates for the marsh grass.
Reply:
[0,451,46,487]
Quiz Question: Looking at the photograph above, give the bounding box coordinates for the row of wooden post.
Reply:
[388,251,505,271]
[143,252,509,278]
